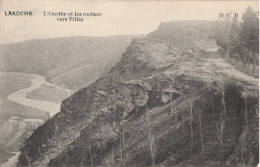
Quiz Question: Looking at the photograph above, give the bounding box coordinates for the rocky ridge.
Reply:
[18,21,258,167]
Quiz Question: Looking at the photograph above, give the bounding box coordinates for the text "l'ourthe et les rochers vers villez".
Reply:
[43,11,102,22]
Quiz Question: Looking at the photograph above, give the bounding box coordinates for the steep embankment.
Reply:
[18,21,258,167]
[0,36,134,90]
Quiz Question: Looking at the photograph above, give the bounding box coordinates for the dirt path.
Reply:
[202,51,258,86]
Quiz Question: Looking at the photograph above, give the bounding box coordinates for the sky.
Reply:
[0,1,258,44]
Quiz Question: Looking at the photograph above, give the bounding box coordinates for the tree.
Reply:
[240,7,259,53]
[171,96,178,123]
[204,80,215,113]
[90,146,94,167]
[166,78,178,123]
[241,91,249,162]
[215,7,259,75]
[188,101,194,146]
[216,112,225,154]
[229,17,241,59]
[215,79,230,156]
[170,91,174,119]
[240,6,259,71]
[241,91,249,130]
[119,128,124,164]
[145,104,157,167]
[119,112,127,165]
[118,121,127,166]
[103,149,116,167]
[215,19,231,55]
[216,79,228,114]
[194,107,205,163]
[112,106,127,166]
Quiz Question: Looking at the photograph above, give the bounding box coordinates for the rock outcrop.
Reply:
[18,21,259,167]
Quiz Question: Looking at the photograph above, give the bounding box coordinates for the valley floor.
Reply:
[0,72,73,167]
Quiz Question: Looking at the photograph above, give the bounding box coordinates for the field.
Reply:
[27,84,72,103]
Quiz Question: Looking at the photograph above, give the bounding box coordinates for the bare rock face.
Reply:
[18,22,258,167]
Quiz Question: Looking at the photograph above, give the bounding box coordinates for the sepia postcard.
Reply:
[0,0,259,167]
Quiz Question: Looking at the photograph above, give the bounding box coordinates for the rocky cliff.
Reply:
[18,21,259,167]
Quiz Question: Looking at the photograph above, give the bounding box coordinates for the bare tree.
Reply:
[54,122,58,134]
[194,78,197,97]
[170,92,174,116]
[241,91,249,162]
[208,82,215,113]
[103,149,116,167]
[170,92,178,123]
[241,91,249,130]
[119,124,125,166]
[166,78,178,123]
[215,78,230,157]
[112,109,127,166]
[194,107,205,163]
[146,104,157,167]
[217,79,228,114]
[120,110,128,165]
[216,112,225,154]
[174,100,178,123]
[188,101,194,146]
[90,146,94,167]
[119,130,123,163]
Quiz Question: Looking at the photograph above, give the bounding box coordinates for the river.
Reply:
[7,74,61,118]
[2,73,73,167]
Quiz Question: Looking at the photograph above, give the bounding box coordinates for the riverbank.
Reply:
[7,73,72,118]
[0,72,74,167]
[1,152,20,167]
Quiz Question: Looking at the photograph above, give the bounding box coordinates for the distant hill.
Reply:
[0,36,135,90]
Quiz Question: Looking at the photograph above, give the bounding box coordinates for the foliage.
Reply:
[240,7,259,53]
[215,6,259,75]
